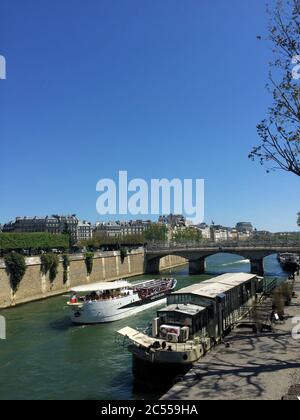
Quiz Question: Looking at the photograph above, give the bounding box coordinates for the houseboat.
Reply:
[118,273,260,382]
[67,277,177,324]
[278,253,300,273]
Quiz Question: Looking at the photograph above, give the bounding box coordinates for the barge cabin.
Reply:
[163,272,259,341]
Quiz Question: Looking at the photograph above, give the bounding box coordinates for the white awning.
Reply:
[70,280,130,293]
[118,326,158,347]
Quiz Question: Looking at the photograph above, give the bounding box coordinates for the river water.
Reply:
[0,254,287,400]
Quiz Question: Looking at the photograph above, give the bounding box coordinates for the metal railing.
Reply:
[146,239,300,251]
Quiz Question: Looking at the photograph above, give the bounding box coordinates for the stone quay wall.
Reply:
[0,249,186,309]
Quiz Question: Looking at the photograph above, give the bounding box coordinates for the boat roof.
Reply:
[118,326,162,347]
[172,273,257,299]
[70,280,130,293]
[118,326,198,350]
[158,303,206,316]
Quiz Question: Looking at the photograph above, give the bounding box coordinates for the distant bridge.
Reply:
[145,241,300,276]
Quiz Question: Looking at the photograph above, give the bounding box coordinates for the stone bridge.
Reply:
[145,242,300,276]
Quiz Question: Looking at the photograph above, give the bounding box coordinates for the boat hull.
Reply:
[128,342,205,366]
[69,278,177,324]
[71,296,167,324]
[281,262,299,273]
[132,353,192,388]
[278,253,299,273]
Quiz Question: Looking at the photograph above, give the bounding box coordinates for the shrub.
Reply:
[84,252,94,275]
[4,252,27,293]
[280,282,293,306]
[62,254,70,284]
[120,247,128,263]
[272,289,285,316]
[41,253,60,283]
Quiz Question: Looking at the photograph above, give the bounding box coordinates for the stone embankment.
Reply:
[0,249,186,309]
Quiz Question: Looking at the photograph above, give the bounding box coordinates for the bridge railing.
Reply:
[146,240,300,250]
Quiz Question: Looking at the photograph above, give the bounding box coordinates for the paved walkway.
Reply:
[162,276,300,400]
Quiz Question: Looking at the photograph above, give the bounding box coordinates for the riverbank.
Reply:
[0,255,288,400]
[0,249,186,309]
[162,274,300,400]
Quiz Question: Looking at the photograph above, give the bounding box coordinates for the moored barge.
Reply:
[118,273,260,383]
[278,253,300,273]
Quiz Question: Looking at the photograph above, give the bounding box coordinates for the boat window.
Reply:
[207,305,214,321]
[159,311,193,327]
[245,281,252,295]
[192,314,202,334]
[159,314,167,324]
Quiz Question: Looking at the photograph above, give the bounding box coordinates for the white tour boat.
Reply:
[67,278,177,324]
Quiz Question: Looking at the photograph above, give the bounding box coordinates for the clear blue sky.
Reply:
[0,0,299,231]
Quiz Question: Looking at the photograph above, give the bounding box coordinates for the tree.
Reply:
[172,227,203,244]
[249,0,300,176]
[0,233,69,252]
[80,232,145,250]
[84,252,94,275]
[144,224,168,242]
[62,223,73,247]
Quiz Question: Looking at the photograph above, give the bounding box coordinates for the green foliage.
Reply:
[0,233,69,251]
[271,232,300,243]
[249,0,300,176]
[62,254,70,271]
[144,224,168,242]
[41,253,60,283]
[62,254,70,284]
[172,227,202,244]
[272,281,294,314]
[280,282,294,306]
[120,247,128,263]
[251,231,300,244]
[61,223,73,247]
[4,252,27,293]
[84,252,94,275]
[272,289,284,315]
[80,233,145,250]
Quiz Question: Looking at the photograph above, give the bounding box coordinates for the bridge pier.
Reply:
[189,258,206,275]
[144,257,160,274]
[250,258,264,276]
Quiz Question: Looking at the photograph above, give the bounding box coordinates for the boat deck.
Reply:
[117,326,198,352]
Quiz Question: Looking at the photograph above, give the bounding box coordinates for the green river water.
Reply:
[0,254,287,400]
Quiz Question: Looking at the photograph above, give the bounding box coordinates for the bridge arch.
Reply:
[145,247,285,276]
[144,252,191,274]
[205,252,251,274]
[262,252,285,276]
